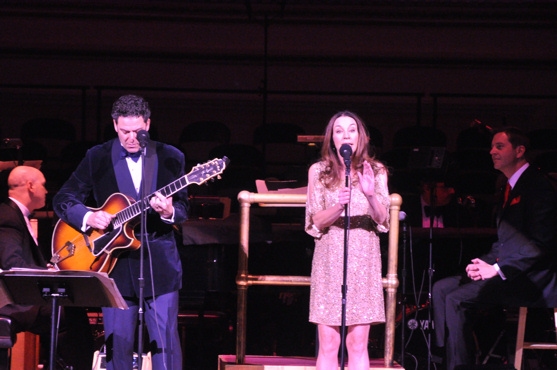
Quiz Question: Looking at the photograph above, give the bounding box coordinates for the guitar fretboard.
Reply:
[110,157,228,228]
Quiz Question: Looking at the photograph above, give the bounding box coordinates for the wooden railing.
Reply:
[234,191,402,368]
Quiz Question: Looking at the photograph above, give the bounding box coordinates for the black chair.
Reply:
[379,147,413,171]
[527,128,557,151]
[392,125,447,148]
[454,168,498,206]
[56,140,98,191]
[0,316,15,349]
[456,126,492,151]
[366,124,384,156]
[178,121,231,170]
[381,125,447,173]
[20,118,77,195]
[532,150,557,174]
[0,316,16,370]
[451,148,494,172]
[528,129,557,175]
[20,118,76,161]
[253,122,304,146]
[252,123,307,181]
[206,144,266,210]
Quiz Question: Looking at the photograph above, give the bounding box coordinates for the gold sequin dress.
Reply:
[305,161,390,326]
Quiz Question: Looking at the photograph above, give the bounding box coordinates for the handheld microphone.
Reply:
[339,144,352,175]
[137,130,150,148]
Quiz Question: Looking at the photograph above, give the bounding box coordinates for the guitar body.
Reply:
[51,193,141,273]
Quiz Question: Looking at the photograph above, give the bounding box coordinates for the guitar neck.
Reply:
[112,174,191,228]
[110,157,228,228]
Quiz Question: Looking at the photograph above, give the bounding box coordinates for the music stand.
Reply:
[407,146,447,370]
[0,269,127,370]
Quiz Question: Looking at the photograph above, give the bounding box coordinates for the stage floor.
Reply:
[218,355,403,370]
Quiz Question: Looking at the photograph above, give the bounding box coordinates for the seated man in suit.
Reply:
[432,127,557,370]
[0,165,94,370]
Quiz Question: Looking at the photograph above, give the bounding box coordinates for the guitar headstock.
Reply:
[188,157,230,185]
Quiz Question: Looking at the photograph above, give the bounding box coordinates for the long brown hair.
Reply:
[318,111,385,188]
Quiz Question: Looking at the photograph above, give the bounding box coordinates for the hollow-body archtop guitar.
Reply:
[51,157,229,274]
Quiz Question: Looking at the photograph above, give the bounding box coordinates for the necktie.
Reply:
[121,148,142,162]
[503,182,511,204]
[25,216,38,245]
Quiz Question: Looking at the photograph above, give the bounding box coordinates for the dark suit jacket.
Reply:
[0,199,49,331]
[478,165,557,307]
[53,138,189,298]
[0,199,47,269]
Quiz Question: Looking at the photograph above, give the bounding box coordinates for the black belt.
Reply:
[331,215,375,231]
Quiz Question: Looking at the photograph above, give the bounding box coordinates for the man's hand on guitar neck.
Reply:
[150,191,174,220]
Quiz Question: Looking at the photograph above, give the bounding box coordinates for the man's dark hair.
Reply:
[493,126,530,151]
[111,94,151,121]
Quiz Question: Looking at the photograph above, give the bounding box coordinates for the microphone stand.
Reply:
[339,159,351,370]
[399,213,408,369]
[426,182,438,370]
[137,142,148,370]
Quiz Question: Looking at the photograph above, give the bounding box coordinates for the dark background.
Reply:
[1,1,557,369]
[1,1,556,151]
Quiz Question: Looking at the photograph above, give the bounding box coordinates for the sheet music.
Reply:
[0,269,127,309]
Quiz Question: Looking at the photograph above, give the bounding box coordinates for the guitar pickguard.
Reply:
[92,226,124,256]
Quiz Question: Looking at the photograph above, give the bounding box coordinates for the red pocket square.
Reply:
[510,196,521,206]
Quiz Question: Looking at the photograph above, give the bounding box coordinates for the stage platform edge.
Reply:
[218,355,403,370]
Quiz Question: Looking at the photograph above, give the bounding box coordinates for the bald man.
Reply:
[0,165,48,270]
[0,166,93,370]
